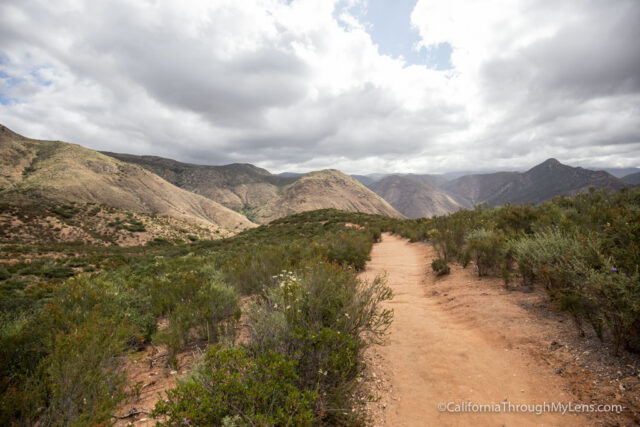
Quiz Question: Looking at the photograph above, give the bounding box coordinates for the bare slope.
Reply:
[369,175,464,218]
[0,124,255,233]
[254,169,404,223]
[101,152,297,213]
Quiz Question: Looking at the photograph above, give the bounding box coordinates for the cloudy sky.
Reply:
[0,0,639,174]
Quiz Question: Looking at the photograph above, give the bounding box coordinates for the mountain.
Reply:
[105,153,404,224]
[277,172,305,178]
[622,171,640,186]
[351,174,377,186]
[400,173,449,188]
[591,167,640,178]
[253,169,404,223]
[0,124,255,233]
[442,171,521,206]
[102,152,297,214]
[443,158,627,206]
[369,175,465,219]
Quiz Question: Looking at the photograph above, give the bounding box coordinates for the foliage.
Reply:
[431,258,450,276]
[153,345,316,426]
[464,228,505,276]
[244,262,392,423]
[1,208,391,424]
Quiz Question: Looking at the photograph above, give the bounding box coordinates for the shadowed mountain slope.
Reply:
[442,159,627,206]
[622,171,640,186]
[369,175,464,218]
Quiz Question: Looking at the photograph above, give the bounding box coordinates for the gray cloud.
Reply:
[0,0,638,174]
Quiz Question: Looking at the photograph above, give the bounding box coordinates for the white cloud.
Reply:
[0,0,638,173]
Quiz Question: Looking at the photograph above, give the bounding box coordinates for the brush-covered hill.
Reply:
[253,169,404,223]
[101,152,297,215]
[0,125,255,234]
[442,159,627,206]
[369,175,464,218]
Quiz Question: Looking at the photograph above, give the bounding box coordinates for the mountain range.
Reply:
[1,124,634,236]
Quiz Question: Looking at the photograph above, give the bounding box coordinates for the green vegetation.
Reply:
[397,188,640,355]
[431,258,450,276]
[0,208,393,425]
[107,213,146,232]
[2,186,638,424]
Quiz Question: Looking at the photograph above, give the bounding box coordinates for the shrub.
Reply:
[583,268,640,354]
[153,273,240,366]
[246,262,392,423]
[464,229,505,276]
[325,231,373,270]
[431,258,450,276]
[39,315,130,425]
[222,245,293,294]
[153,345,316,426]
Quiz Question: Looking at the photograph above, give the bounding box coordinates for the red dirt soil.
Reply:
[359,233,638,426]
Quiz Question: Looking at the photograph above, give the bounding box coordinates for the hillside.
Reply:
[0,125,255,233]
[442,159,627,206]
[253,169,404,223]
[369,175,464,218]
[102,152,297,215]
[623,171,640,186]
[486,159,627,205]
[441,171,521,205]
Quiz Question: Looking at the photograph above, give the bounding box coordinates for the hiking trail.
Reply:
[359,233,588,426]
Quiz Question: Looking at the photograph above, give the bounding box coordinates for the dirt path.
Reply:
[360,233,591,426]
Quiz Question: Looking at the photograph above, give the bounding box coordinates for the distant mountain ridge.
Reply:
[442,158,627,206]
[369,175,464,219]
[103,153,403,223]
[2,124,630,226]
[102,152,297,215]
[623,171,640,186]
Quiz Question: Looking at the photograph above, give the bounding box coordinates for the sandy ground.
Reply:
[359,233,605,426]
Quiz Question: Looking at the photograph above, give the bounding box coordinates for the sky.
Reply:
[0,0,639,174]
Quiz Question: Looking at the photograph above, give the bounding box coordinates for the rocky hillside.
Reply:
[369,175,464,218]
[253,170,404,223]
[0,125,255,234]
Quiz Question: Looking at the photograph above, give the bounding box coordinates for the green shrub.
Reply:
[246,262,392,423]
[222,245,293,294]
[464,228,505,276]
[583,267,640,354]
[153,345,316,426]
[431,258,450,276]
[152,273,240,365]
[325,231,373,270]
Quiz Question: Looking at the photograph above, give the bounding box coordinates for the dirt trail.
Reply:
[360,233,590,426]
